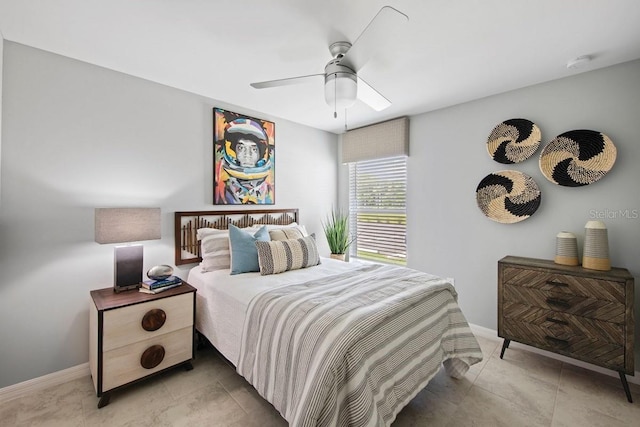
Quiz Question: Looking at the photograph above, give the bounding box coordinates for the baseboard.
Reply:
[469,323,640,386]
[0,363,90,404]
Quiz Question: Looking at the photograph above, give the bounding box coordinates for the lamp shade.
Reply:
[95,208,161,244]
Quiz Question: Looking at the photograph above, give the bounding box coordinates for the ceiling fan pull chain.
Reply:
[334,74,338,118]
[344,108,348,132]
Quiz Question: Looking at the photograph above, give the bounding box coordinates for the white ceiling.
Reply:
[1,0,639,134]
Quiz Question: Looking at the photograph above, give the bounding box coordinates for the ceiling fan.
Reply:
[250,6,409,117]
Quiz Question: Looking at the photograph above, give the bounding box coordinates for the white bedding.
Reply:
[187,257,360,365]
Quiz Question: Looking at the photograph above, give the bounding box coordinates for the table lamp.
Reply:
[95,208,161,292]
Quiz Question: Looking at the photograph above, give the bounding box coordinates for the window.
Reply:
[348,155,407,265]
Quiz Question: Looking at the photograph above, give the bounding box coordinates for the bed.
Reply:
[175,209,482,427]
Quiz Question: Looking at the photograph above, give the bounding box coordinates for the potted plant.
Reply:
[322,209,354,261]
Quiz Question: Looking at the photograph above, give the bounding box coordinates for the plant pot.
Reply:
[330,253,346,262]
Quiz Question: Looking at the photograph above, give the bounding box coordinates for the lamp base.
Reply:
[114,245,143,293]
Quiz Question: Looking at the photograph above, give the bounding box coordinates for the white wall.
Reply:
[405,60,640,365]
[0,30,3,198]
[0,41,338,388]
[338,59,640,368]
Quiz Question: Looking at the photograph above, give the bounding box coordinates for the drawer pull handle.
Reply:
[546,317,568,325]
[546,297,571,308]
[140,345,165,369]
[142,309,166,332]
[546,280,569,287]
[545,335,569,346]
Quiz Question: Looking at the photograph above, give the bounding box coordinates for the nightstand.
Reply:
[89,282,196,408]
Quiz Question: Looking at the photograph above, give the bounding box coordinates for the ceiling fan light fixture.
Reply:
[324,72,357,110]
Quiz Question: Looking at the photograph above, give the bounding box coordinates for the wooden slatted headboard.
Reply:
[174,209,299,265]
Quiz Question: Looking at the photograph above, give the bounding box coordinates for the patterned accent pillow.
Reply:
[255,234,321,275]
[269,227,305,241]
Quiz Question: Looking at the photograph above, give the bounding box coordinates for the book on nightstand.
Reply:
[140,275,182,289]
[138,281,182,294]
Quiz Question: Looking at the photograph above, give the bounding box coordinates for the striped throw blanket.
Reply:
[237,264,482,427]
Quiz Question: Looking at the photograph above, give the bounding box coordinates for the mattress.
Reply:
[187,257,359,365]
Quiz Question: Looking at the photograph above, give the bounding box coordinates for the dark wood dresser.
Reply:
[497,255,635,402]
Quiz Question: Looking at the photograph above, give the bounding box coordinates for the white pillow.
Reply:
[197,227,223,240]
[269,226,309,241]
[199,229,230,272]
[264,223,308,236]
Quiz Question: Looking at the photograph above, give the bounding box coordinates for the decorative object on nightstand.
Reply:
[89,282,196,408]
[554,231,579,266]
[95,208,161,292]
[582,220,611,271]
[147,264,174,280]
[322,208,353,261]
[497,256,634,402]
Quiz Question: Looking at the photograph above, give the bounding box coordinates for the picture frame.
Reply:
[213,108,275,205]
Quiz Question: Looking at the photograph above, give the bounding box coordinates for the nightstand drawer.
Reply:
[103,293,193,351]
[502,317,624,370]
[102,326,193,391]
[502,266,624,303]
[502,283,625,323]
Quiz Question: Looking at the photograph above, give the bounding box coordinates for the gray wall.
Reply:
[0,41,338,388]
[404,60,640,366]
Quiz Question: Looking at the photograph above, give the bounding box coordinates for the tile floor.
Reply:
[1,335,639,426]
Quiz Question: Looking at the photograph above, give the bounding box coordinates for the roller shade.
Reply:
[342,117,409,163]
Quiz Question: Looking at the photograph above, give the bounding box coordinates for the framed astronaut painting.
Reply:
[213,108,275,205]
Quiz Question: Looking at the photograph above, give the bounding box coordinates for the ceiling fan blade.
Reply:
[357,76,391,111]
[340,6,409,72]
[250,74,324,89]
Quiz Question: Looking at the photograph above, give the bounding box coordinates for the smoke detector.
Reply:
[567,55,592,69]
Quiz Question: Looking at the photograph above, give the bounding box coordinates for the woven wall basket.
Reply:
[476,170,541,223]
[539,129,616,186]
[486,118,541,164]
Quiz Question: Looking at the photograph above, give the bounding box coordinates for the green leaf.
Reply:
[322,208,354,254]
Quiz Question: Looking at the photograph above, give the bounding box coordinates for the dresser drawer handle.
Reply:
[140,345,165,369]
[546,317,569,325]
[545,280,569,287]
[545,335,569,346]
[141,309,167,332]
[546,297,571,308]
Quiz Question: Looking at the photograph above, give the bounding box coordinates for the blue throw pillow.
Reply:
[229,225,270,275]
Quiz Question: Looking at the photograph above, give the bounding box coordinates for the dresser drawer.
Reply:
[502,266,624,304]
[502,301,624,343]
[502,283,625,323]
[502,317,625,371]
[102,326,193,391]
[103,293,193,351]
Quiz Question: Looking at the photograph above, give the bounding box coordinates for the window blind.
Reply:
[348,156,407,265]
